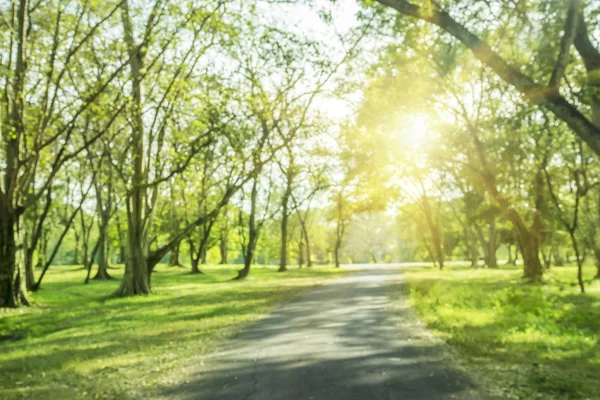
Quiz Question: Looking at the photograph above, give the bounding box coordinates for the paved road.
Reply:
[159,268,488,400]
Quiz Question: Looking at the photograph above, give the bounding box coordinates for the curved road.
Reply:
[158,268,489,400]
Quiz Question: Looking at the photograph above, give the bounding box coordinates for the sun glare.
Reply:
[402,116,429,149]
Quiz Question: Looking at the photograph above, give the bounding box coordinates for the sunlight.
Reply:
[402,116,428,149]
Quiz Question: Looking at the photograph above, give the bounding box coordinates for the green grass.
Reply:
[400,263,600,400]
[0,264,351,399]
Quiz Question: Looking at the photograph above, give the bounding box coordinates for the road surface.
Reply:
[157,268,490,400]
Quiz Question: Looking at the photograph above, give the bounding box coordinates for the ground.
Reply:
[402,263,600,400]
[153,267,487,400]
[2,262,598,399]
[0,264,350,399]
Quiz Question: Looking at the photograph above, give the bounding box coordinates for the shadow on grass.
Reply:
[0,264,350,399]
[399,268,600,399]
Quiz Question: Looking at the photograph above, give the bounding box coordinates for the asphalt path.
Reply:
[158,267,491,400]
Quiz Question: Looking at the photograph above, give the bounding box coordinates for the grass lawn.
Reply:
[400,263,600,400]
[0,264,351,399]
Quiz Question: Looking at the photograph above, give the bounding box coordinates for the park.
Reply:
[1,0,600,398]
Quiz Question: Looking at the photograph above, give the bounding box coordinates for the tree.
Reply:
[372,0,600,155]
[1,0,124,307]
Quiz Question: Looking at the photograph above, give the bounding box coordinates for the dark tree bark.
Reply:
[24,186,53,290]
[169,242,182,267]
[116,0,151,296]
[468,229,479,268]
[190,253,204,275]
[333,193,347,268]
[541,246,552,269]
[574,13,600,127]
[24,240,35,292]
[189,217,218,274]
[84,239,101,284]
[278,183,292,272]
[497,191,543,280]
[92,167,113,281]
[476,221,499,269]
[506,244,514,266]
[453,109,544,280]
[219,231,228,264]
[0,205,29,307]
[552,247,564,266]
[298,229,305,268]
[73,229,80,265]
[93,222,112,280]
[418,185,444,269]
[236,176,260,280]
[544,164,586,293]
[594,248,600,279]
[116,216,126,264]
[297,211,313,267]
[0,0,29,308]
[305,234,313,267]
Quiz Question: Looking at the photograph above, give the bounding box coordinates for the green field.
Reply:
[0,264,351,399]
[401,264,600,400]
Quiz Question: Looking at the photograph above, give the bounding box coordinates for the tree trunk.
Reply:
[333,193,346,269]
[187,234,204,275]
[237,230,258,280]
[420,192,444,269]
[305,234,312,267]
[370,249,378,264]
[93,226,111,280]
[334,238,341,268]
[470,237,479,267]
[377,0,600,156]
[235,176,259,280]
[465,228,479,268]
[237,248,253,279]
[568,231,585,293]
[485,221,498,269]
[25,245,35,291]
[0,205,29,307]
[477,221,498,269]
[74,232,80,265]
[191,256,203,274]
[84,238,101,284]
[541,246,552,269]
[24,226,35,289]
[0,0,29,308]
[593,248,600,279]
[200,244,208,264]
[298,232,305,268]
[169,242,182,267]
[518,229,543,281]
[476,225,490,267]
[278,192,290,272]
[116,217,150,295]
[116,217,126,264]
[574,15,600,127]
[334,216,344,268]
[219,231,228,264]
[432,230,444,269]
[553,246,564,266]
[81,226,90,271]
[117,0,150,296]
[470,129,542,280]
